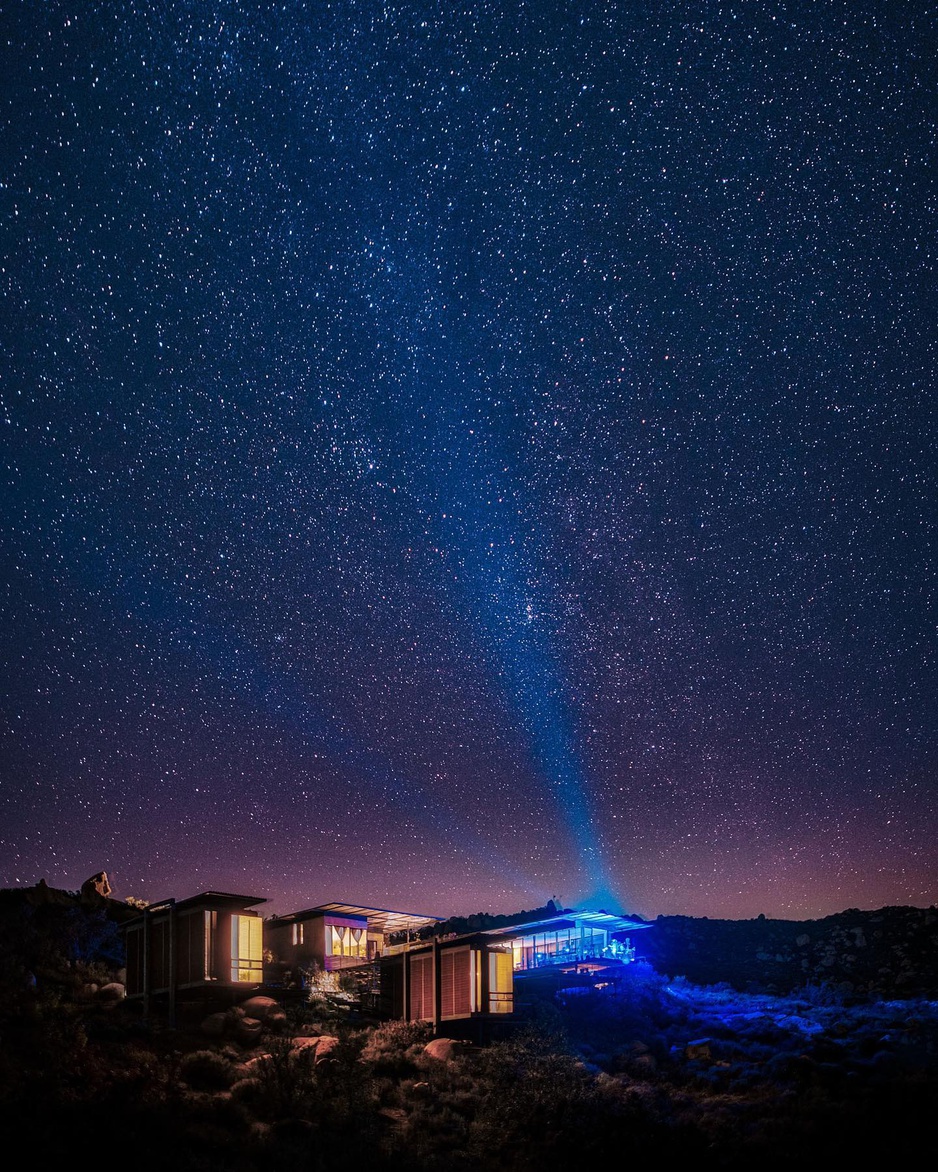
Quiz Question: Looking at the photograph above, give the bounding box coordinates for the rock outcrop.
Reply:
[640,905,938,1000]
[80,872,112,901]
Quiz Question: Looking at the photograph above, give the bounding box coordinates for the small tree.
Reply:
[302,963,358,1024]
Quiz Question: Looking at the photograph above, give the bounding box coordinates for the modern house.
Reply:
[123,891,267,1010]
[264,901,443,981]
[379,932,515,1036]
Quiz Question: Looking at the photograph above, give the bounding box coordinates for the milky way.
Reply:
[1,1,934,919]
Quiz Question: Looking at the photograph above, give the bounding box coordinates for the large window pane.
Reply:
[231,915,263,982]
[488,950,513,1013]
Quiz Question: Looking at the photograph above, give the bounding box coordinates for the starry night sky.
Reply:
[1,1,935,921]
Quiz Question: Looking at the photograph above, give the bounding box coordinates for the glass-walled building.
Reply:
[482,910,649,973]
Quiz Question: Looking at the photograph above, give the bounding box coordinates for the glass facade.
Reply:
[327,922,368,959]
[231,914,264,982]
[488,949,514,1012]
[508,923,610,971]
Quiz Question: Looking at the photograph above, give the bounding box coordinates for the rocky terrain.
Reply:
[640,904,938,1000]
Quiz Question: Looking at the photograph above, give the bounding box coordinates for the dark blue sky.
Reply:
[2,1,935,919]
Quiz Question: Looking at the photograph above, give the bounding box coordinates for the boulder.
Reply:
[314,1035,340,1063]
[201,1012,228,1037]
[423,1037,471,1063]
[236,1016,264,1044]
[80,871,112,901]
[290,1036,320,1052]
[238,995,282,1021]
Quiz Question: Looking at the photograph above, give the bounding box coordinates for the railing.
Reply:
[381,941,413,957]
[513,941,635,971]
[324,953,371,970]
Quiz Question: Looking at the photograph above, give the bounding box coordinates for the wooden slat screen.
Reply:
[409,953,434,1021]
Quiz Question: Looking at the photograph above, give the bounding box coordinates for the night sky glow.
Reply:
[1,2,935,920]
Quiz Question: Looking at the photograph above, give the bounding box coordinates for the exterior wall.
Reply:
[380,938,513,1025]
[125,922,146,996]
[379,953,405,1020]
[124,912,174,995]
[265,915,322,971]
[151,915,172,989]
[309,915,327,967]
[264,919,296,969]
[177,908,211,985]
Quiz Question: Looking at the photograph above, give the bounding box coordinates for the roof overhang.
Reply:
[482,910,651,939]
[122,891,267,926]
[271,901,444,935]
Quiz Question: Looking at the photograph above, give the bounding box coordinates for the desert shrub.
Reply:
[178,1048,238,1092]
[544,968,695,1064]
[790,981,848,1007]
[455,1028,704,1168]
[460,1031,602,1163]
[281,1034,385,1168]
[516,995,575,1050]
[360,1019,433,1076]
[242,1037,319,1118]
[396,1098,472,1166]
[178,1092,255,1157]
[302,963,358,1026]
[238,1031,375,1134]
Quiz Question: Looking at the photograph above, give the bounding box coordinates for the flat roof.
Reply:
[124,891,267,920]
[482,910,651,938]
[270,901,445,935]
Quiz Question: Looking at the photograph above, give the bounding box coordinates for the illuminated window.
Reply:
[327,924,367,959]
[204,910,217,979]
[488,949,513,1013]
[231,914,263,982]
[506,922,612,971]
[292,922,304,946]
